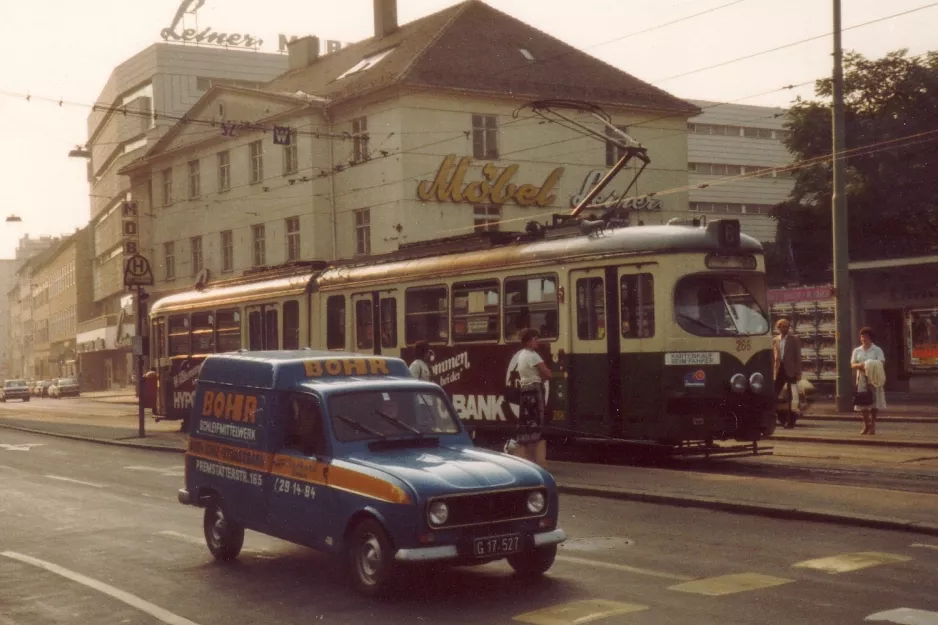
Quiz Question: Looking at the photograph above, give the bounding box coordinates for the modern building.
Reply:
[687,100,794,243]
[119,0,698,300]
[78,42,290,388]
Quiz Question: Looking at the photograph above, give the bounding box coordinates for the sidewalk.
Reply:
[80,388,137,405]
[1,410,937,538]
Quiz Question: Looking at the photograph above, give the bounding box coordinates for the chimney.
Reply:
[374,0,398,38]
[287,36,321,70]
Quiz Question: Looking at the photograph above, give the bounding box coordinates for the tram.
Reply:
[146,216,776,452]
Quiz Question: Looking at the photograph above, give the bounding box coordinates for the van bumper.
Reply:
[177,488,193,505]
[394,528,566,562]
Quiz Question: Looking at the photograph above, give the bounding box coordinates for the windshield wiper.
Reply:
[334,414,386,438]
[374,409,422,436]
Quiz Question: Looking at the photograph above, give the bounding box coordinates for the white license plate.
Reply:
[473,534,521,557]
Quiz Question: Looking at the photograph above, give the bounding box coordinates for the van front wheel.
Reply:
[203,501,244,561]
[508,545,557,577]
[348,519,396,597]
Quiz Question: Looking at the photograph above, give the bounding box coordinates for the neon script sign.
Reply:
[161,0,263,48]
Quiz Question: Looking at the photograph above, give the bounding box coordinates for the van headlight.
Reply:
[730,373,748,393]
[527,491,546,514]
[428,501,449,526]
[749,373,765,392]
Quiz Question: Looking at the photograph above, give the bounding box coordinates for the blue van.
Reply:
[178,350,565,596]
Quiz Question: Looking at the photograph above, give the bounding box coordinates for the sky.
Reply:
[0,0,933,259]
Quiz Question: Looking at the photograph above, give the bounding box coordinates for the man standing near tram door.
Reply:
[773,318,802,429]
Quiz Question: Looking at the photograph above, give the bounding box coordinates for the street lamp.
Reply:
[68,146,91,159]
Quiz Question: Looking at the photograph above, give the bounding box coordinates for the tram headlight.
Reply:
[428,501,449,526]
[730,373,748,393]
[749,372,765,393]
[527,490,546,514]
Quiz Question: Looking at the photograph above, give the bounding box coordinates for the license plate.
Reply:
[472,534,522,558]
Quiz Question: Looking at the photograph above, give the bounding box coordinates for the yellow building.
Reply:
[120,0,698,298]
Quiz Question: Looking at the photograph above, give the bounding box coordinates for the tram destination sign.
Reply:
[664,352,721,366]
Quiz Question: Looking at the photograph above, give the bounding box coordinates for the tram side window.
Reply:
[380,298,397,348]
[191,312,215,354]
[621,274,655,338]
[326,295,346,350]
[283,300,300,350]
[405,286,448,344]
[504,275,558,341]
[151,319,166,361]
[265,308,279,350]
[249,311,264,350]
[216,310,241,352]
[356,299,374,349]
[576,278,606,340]
[168,315,190,356]
[452,280,499,343]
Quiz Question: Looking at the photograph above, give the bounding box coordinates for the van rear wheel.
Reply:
[347,519,396,598]
[203,501,244,561]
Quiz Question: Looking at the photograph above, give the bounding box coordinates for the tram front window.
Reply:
[674,275,769,337]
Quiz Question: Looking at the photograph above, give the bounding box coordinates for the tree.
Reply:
[774,50,938,284]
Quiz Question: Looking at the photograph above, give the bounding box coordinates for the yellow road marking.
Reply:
[910,543,938,551]
[555,555,693,581]
[669,573,793,596]
[514,600,648,625]
[792,552,912,574]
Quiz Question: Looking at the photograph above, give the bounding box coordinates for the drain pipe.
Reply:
[325,108,338,261]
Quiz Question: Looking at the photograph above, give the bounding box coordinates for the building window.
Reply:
[473,205,500,232]
[355,209,371,255]
[191,236,203,275]
[249,140,264,184]
[471,114,498,159]
[286,217,301,262]
[690,202,775,216]
[161,168,173,206]
[283,130,298,174]
[217,150,230,192]
[220,230,233,272]
[252,224,266,267]
[605,125,630,166]
[187,159,201,199]
[164,242,175,280]
[351,117,369,162]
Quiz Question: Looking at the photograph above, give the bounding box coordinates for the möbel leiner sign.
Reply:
[417,155,563,207]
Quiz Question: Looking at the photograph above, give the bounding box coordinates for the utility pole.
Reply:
[136,286,146,438]
[832,0,852,412]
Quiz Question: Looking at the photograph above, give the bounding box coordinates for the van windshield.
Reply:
[675,275,769,337]
[329,389,461,442]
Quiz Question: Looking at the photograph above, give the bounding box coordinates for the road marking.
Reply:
[669,573,793,597]
[0,443,44,451]
[0,551,201,625]
[910,544,938,552]
[45,475,104,488]
[556,555,693,581]
[792,552,912,574]
[866,608,938,624]
[514,600,648,625]
[125,465,185,477]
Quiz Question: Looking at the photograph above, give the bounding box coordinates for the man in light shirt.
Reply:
[773,318,803,429]
[408,340,431,381]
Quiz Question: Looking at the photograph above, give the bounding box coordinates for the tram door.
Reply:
[569,268,620,432]
[617,267,659,433]
[245,303,281,350]
[351,291,399,356]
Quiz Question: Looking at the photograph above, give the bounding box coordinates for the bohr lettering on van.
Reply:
[201,390,258,423]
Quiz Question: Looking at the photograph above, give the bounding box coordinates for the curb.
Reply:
[802,415,938,424]
[769,434,938,449]
[557,483,938,538]
[0,422,185,455]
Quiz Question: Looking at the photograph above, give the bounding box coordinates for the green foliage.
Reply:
[775,50,938,281]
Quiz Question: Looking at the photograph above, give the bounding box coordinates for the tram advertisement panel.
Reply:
[164,358,204,420]
[402,344,569,428]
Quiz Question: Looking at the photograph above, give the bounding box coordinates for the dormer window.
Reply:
[519,48,535,62]
[337,47,397,80]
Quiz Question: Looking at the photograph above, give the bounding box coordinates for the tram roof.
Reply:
[149,269,316,316]
[198,350,413,391]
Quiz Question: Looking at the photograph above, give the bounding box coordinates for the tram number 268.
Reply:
[735,339,752,352]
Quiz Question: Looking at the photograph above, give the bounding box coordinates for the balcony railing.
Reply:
[77,314,119,335]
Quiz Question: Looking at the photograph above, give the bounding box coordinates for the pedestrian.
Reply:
[772,318,802,428]
[508,328,552,466]
[408,340,431,381]
[851,327,886,435]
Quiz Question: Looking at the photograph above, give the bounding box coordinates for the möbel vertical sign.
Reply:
[122,200,139,258]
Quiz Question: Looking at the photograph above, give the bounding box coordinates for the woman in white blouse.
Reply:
[850,326,886,435]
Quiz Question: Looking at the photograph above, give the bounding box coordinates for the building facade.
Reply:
[120,0,697,302]
[79,43,290,388]
[687,100,794,243]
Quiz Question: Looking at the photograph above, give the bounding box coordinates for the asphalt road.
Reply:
[2,429,938,625]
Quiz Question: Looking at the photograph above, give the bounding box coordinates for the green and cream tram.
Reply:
[147,218,775,449]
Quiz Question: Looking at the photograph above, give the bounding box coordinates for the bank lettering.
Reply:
[201,390,258,423]
[452,394,506,421]
[417,156,563,207]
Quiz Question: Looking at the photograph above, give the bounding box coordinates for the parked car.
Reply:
[32,380,54,397]
[49,378,80,398]
[0,380,31,402]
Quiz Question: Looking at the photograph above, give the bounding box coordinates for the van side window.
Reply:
[282,395,326,457]
[621,274,655,338]
[283,300,300,349]
[356,299,374,349]
[406,286,448,344]
[326,295,346,350]
[168,315,190,356]
[504,275,558,341]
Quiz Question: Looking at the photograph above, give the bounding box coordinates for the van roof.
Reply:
[198,350,413,391]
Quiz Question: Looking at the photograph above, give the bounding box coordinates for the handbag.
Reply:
[853,390,873,406]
